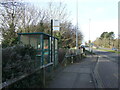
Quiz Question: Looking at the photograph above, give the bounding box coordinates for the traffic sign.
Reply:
[53,19,60,31]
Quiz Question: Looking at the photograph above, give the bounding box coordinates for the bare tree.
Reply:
[47,1,70,23]
[0,0,25,46]
[0,0,83,48]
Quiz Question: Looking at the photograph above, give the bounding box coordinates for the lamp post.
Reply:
[76,0,78,54]
[89,18,91,52]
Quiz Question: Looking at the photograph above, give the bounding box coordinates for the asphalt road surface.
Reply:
[93,49,119,64]
[92,49,119,88]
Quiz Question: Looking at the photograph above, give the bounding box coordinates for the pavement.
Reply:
[47,55,98,88]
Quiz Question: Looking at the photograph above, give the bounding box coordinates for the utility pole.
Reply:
[89,18,91,52]
[76,0,78,54]
[24,3,25,30]
[59,0,61,23]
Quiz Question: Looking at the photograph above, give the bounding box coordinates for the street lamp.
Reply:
[76,0,78,54]
[89,18,91,52]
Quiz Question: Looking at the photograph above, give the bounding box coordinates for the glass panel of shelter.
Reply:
[19,33,58,68]
[55,39,58,66]
[43,35,50,65]
[20,34,42,67]
[52,38,55,64]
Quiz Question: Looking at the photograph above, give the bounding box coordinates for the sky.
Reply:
[64,0,119,43]
[27,0,119,43]
[0,0,119,44]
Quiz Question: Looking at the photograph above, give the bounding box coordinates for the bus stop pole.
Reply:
[51,19,53,64]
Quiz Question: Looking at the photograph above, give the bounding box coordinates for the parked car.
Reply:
[112,48,118,51]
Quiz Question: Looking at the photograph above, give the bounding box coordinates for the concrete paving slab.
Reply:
[63,67,91,74]
[73,73,94,88]
[48,72,77,88]
[47,55,97,88]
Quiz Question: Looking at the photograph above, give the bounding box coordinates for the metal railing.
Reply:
[1,49,82,89]
[1,62,53,89]
[61,49,82,66]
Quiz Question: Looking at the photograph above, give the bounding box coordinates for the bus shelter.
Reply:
[18,32,58,68]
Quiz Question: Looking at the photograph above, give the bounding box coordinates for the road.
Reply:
[93,48,119,64]
[92,48,119,88]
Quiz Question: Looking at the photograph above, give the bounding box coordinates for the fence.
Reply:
[61,49,82,66]
[1,48,82,89]
[1,62,54,89]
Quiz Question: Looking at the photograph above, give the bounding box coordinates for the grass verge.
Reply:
[97,49,120,54]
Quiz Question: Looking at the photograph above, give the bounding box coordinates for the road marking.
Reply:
[94,58,104,88]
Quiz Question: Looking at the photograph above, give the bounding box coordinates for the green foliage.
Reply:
[100,32,108,38]
[8,70,45,88]
[2,37,18,48]
[58,48,67,63]
[100,31,114,39]
[2,44,36,82]
[94,31,117,48]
